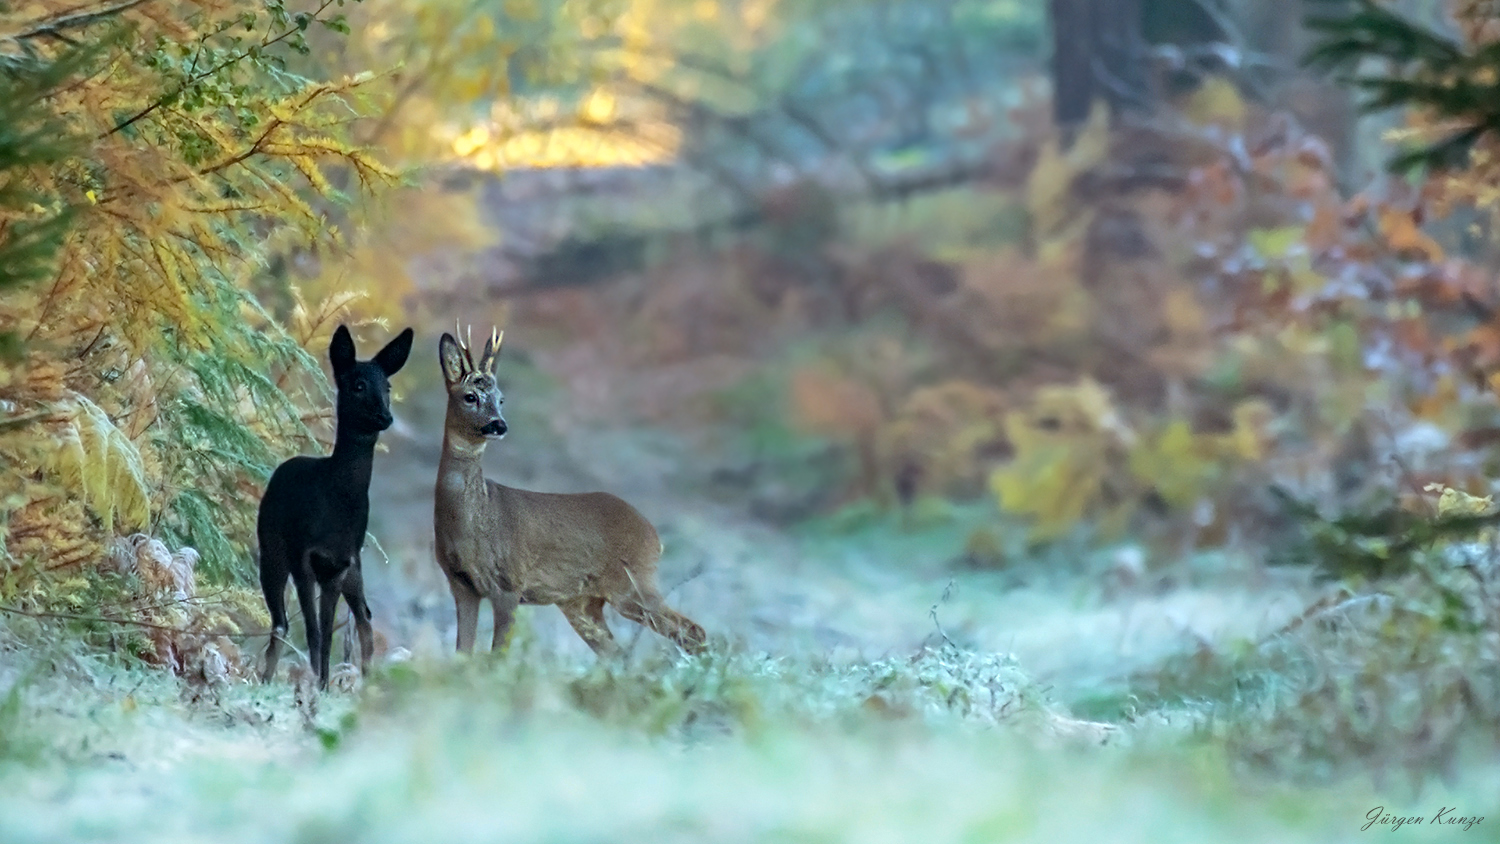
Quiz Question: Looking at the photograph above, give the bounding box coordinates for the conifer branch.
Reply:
[102,0,339,139]
[1303,0,1500,171]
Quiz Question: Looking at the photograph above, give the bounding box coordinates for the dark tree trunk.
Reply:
[1050,0,1097,130]
[1049,0,1151,140]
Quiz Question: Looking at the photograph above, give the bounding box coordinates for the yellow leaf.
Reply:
[580,89,616,124]
[1433,486,1494,518]
[1180,76,1246,132]
[1247,226,1304,260]
[989,378,1133,542]
[1127,420,1217,508]
[1027,100,1109,239]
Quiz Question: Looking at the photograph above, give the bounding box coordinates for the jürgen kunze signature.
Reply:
[1363,806,1485,831]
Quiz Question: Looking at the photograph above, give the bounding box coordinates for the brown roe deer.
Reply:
[433,326,707,658]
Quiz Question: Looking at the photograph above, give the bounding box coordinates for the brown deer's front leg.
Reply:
[447,571,481,653]
[490,590,519,653]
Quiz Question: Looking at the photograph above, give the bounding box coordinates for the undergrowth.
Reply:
[3,622,1494,844]
[357,642,1051,745]
[1068,487,1500,790]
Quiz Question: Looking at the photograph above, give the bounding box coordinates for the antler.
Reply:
[476,326,504,373]
[454,319,480,368]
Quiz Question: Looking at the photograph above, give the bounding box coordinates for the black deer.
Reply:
[258,324,414,689]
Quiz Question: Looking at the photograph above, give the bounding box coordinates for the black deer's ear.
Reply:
[329,325,356,379]
[374,327,414,377]
[438,333,469,385]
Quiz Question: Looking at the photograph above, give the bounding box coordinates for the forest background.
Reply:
[4,0,1500,840]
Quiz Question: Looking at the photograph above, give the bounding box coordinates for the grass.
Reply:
[842,187,1030,259]
[7,540,1480,843]
[4,608,1499,844]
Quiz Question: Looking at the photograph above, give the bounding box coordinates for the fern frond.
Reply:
[43,394,151,535]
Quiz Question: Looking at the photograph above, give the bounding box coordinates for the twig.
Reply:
[5,0,152,44]
[0,603,263,637]
[0,603,348,641]
[364,533,391,567]
[1262,590,1392,643]
[0,411,48,433]
[1375,410,1437,519]
[928,578,958,649]
[625,557,708,658]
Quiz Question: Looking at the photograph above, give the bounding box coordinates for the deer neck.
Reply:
[328,424,379,493]
[437,418,489,502]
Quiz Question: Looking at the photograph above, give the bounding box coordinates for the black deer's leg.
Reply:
[291,562,320,686]
[340,558,375,674]
[259,540,291,683]
[316,571,343,689]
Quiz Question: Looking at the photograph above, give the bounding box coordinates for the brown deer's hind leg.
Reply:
[614,591,708,655]
[559,596,621,659]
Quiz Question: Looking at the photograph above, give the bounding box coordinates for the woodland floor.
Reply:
[3,315,1497,843]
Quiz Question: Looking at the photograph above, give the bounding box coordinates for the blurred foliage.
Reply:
[1240,494,1500,781]
[0,40,98,363]
[1304,0,1500,172]
[494,0,1500,568]
[0,0,399,628]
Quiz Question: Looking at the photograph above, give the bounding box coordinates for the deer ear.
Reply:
[438,333,469,385]
[329,325,356,379]
[374,327,414,377]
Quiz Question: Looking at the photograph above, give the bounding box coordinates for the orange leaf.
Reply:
[1465,324,1500,368]
[1376,206,1444,261]
[1304,200,1344,252]
[1410,375,1458,421]
[1392,317,1431,353]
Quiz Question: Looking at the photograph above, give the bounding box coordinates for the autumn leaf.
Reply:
[1304,200,1346,252]
[1180,76,1246,132]
[1376,206,1444,261]
[1426,483,1495,517]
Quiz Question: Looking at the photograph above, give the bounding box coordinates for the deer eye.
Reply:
[464,393,476,404]
[352,382,366,393]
